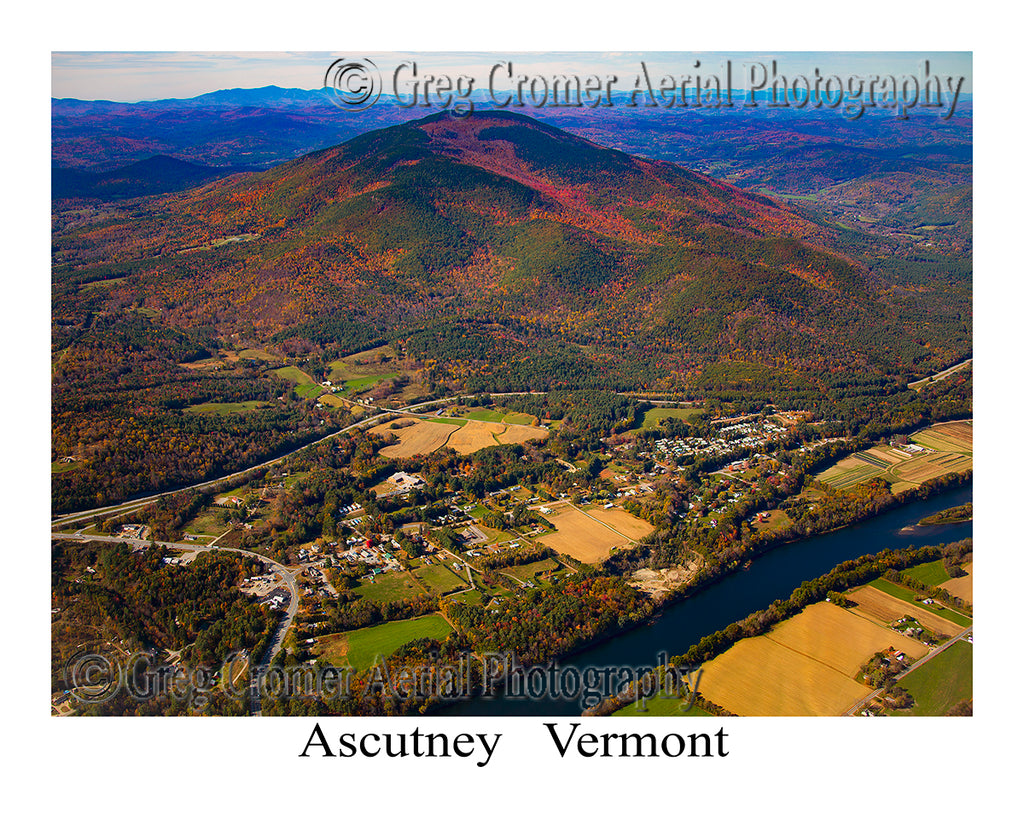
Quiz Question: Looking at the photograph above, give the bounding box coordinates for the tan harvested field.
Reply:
[539,505,635,563]
[497,424,548,446]
[846,586,960,637]
[866,445,909,464]
[892,453,972,484]
[768,602,924,675]
[699,632,871,716]
[699,602,927,715]
[372,419,456,458]
[940,561,973,604]
[912,420,972,451]
[587,507,655,540]
[818,419,972,491]
[889,480,918,494]
[449,420,547,453]
[448,421,504,454]
[370,418,545,457]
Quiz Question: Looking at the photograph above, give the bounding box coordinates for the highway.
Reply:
[51,395,461,528]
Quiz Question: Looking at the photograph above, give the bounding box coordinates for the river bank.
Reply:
[437,480,973,716]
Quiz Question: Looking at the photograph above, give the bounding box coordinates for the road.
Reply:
[51,395,461,527]
[51,531,300,716]
[845,624,973,715]
[908,357,973,391]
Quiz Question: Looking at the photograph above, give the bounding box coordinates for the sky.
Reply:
[51,51,973,102]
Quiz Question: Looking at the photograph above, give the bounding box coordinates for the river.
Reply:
[438,482,972,716]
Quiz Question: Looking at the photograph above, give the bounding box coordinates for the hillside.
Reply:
[53,111,970,391]
[52,155,256,200]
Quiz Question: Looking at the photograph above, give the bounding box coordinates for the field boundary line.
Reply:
[761,633,859,678]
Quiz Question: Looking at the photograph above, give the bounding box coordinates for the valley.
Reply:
[51,101,971,718]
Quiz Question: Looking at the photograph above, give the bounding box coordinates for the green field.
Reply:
[426,416,468,427]
[340,372,399,393]
[902,559,952,587]
[354,570,423,603]
[184,401,267,415]
[460,408,540,425]
[889,639,972,716]
[413,561,468,594]
[317,615,453,671]
[503,412,538,426]
[273,366,321,398]
[464,409,506,422]
[183,508,231,537]
[238,348,279,361]
[817,459,888,490]
[641,407,703,430]
[501,558,560,585]
[868,577,972,627]
[52,461,81,474]
[448,588,484,606]
[326,346,411,395]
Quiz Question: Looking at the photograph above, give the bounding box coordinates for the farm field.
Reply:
[313,614,453,671]
[327,345,401,382]
[458,407,541,426]
[185,400,267,415]
[462,409,505,422]
[238,348,280,362]
[447,420,506,454]
[182,508,231,538]
[412,561,468,595]
[940,561,973,604]
[902,559,951,587]
[699,634,868,716]
[698,602,926,715]
[911,420,973,452]
[767,602,924,676]
[586,506,656,540]
[848,582,968,632]
[342,372,399,393]
[372,419,458,458]
[888,639,972,716]
[370,417,545,458]
[816,420,972,491]
[272,366,321,399]
[325,345,424,400]
[500,558,561,586]
[353,570,423,604]
[641,407,703,429]
[539,504,650,563]
[866,578,972,627]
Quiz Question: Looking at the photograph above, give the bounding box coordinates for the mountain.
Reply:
[52,155,257,200]
[51,86,422,170]
[52,110,971,392]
